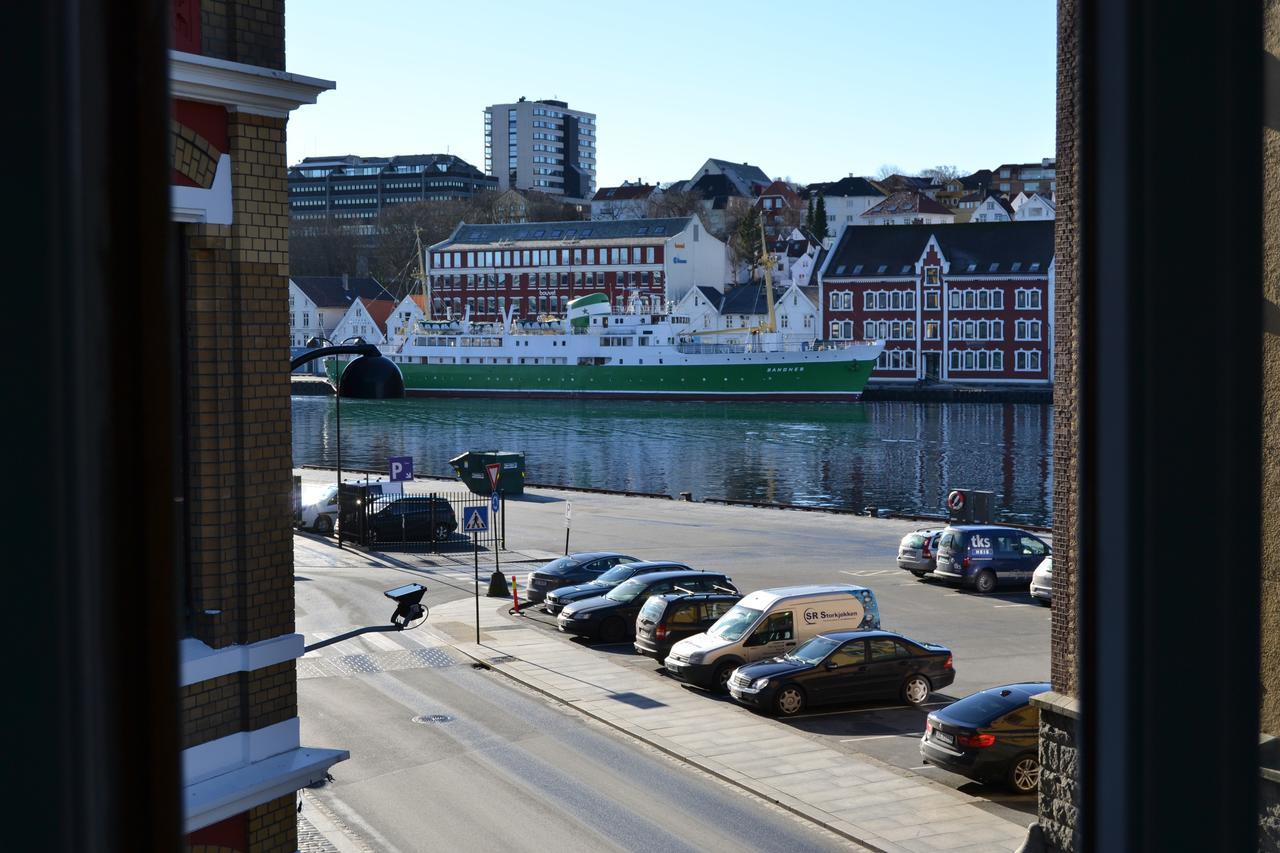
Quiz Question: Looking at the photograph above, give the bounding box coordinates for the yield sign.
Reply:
[485,463,502,491]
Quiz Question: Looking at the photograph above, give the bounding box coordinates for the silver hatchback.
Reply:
[1030,557,1053,605]
[898,528,944,578]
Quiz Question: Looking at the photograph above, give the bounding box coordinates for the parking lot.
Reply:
[296,469,1050,826]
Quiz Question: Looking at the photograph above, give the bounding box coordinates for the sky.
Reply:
[285,0,1056,187]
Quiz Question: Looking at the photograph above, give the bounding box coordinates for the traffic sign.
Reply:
[565,501,572,528]
[490,491,501,514]
[485,463,502,492]
[462,505,489,533]
[389,456,414,482]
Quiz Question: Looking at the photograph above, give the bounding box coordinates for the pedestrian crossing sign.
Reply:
[462,506,489,533]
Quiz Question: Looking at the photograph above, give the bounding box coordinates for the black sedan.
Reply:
[543,561,693,615]
[557,571,736,643]
[523,552,638,604]
[727,630,955,717]
[919,681,1049,794]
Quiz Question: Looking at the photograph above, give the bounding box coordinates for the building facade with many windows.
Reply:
[484,98,596,200]
[287,153,495,229]
[425,217,728,322]
[820,222,1054,385]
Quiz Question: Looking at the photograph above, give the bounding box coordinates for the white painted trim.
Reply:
[171,154,233,224]
[184,718,300,786]
[184,744,348,833]
[180,633,304,686]
[169,50,335,117]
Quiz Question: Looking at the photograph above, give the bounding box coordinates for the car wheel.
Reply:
[974,569,997,594]
[901,673,932,706]
[433,523,452,541]
[911,571,927,579]
[314,515,332,535]
[1008,752,1042,793]
[598,617,627,644]
[1037,596,1052,607]
[712,661,737,693]
[773,684,807,717]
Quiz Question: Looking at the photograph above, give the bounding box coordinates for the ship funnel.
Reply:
[566,293,610,330]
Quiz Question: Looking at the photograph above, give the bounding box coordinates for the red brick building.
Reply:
[426,216,730,320]
[819,222,1055,385]
[170,3,344,851]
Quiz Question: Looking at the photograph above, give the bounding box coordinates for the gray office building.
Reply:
[484,98,596,201]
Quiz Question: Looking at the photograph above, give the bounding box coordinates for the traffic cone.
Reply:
[510,574,521,614]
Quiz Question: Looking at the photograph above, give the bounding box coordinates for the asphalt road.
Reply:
[295,535,859,852]
[296,470,1050,826]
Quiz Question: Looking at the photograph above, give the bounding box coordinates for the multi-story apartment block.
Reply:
[484,98,597,201]
[287,154,495,230]
[425,217,728,322]
[820,221,1055,386]
[990,158,1057,196]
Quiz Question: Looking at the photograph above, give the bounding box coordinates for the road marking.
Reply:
[361,632,404,652]
[840,569,896,577]
[840,732,925,742]
[993,603,1034,608]
[908,765,932,770]
[790,701,949,719]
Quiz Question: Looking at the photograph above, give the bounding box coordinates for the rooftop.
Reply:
[823,221,1055,279]
[431,217,694,249]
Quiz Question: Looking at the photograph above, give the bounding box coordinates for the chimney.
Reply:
[342,272,349,291]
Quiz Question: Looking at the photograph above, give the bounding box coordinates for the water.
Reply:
[291,397,1054,527]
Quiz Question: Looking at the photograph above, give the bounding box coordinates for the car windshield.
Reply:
[786,635,841,664]
[708,605,763,641]
[540,556,582,576]
[605,578,647,603]
[595,564,638,584]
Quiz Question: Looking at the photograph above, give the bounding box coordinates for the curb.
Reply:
[427,609,890,853]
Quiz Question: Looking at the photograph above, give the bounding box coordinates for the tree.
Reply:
[812,193,830,242]
[805,196,815,233]
[919,165,963,182]
[731,206,765,280]
[873,163,903,180]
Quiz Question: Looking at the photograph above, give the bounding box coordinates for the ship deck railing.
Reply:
[674,340,879,355]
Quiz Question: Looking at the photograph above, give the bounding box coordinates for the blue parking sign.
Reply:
[389,456,413,482]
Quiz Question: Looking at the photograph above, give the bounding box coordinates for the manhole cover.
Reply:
[413,714,453,724]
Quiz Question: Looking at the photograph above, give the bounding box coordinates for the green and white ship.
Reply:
[330,292,882,401]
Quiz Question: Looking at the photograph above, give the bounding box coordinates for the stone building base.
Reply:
[1031,691,1080,852]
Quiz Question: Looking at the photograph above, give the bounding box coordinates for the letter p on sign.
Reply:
[389,456,414,482]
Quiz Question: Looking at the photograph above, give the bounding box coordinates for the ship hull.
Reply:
[374,357,877,401]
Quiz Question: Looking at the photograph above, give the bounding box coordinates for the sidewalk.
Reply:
[425,596,1031,853]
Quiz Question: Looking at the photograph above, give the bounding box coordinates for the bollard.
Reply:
[679,491,693,502]
[487,568,509,598]
[510,574,521,615]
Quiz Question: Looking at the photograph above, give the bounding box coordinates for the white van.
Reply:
[298,480,401,534]
[663,584,880,691]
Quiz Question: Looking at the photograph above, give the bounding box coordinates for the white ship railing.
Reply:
[674,340,879,355]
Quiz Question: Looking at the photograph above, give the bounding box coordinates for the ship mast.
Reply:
[759,218,776,334]
[415,226,431,321]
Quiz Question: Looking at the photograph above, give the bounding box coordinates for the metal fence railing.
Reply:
[337,485,505,553]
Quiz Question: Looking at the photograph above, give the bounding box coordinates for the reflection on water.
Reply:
[291,397,1053,526]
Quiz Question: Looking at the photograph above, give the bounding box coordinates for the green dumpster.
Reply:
[449,451,526,496]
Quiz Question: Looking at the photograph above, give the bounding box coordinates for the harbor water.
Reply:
[291,396,1053,527]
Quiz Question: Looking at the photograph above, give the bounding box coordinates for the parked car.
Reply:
[524,552,639,604]
[919,682,1050,793]
[365,497,457,544]
[634,591,741,664]
[931,525,1051,594]
[1030,558,1052,605]
[897,527,944,578]
[728,630,954,717]
[557,571,737,643]
[298,484,339,534]
[544,561,693,615]
[664,585,881,692]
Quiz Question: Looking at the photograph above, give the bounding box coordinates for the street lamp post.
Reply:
[292,338,405,547]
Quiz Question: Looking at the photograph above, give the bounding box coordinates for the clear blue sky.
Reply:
[285,0,1056,186]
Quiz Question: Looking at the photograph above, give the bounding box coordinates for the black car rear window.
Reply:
[940,690,1027,726]
[940,531,968,550]
[540,556,582,575]
[639,598,666,621]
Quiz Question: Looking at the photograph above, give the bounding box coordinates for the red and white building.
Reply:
[819,221,1055,386]
[425,216,729,321]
